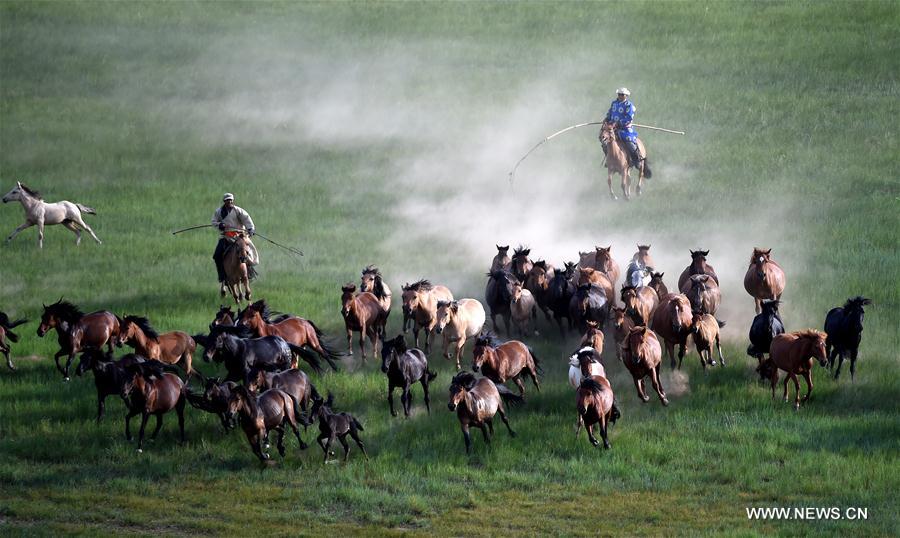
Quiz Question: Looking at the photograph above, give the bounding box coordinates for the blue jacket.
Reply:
[605,99,637,140]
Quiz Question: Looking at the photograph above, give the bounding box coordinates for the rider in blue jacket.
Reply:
[604,87,642,167]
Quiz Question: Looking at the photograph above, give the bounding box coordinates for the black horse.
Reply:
[824,296,872,380]
[0,311,27,370]
[201,326,300,384]
[380,334,437,417]
[569,283,610,333]
[547,262,577,336]
[485,269,517,335]
[185,377,239,433]
[310,392,369,463]
[747,299,786,362]
[76,349,147,422]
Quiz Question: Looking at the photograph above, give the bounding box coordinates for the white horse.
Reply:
[2,181,101,248]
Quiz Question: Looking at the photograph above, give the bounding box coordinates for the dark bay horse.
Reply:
[185,377,238,433]
[681,274,721,316]
[340,283,388,360]
[310,393,369,463]
[448,372,520,454]
[118,315,197,379]
[575,376,620,449]
[122,366,186,452]
[37,299,120,380]
[547,262,577,335]
[678,250,719,291]
[203,326,306,382]
[247,367,319,428]
[525,260,554,321]
[509,246,533,283]
[744,248,786,314]
[621,326,668,406]
[472,332,541,397]
[76,350,146,422]
[824,296,871,380]
[237,300,340,371]
[757,330,828,409]
[650,294,693,369]
[210,305,236,330]
[747,299,785,363]
[0,312,27,370]
[490,245,511,273]
[401,279,454,353]
[648,271,669,299]
[228,385,306,462]
[360,265,392,318]
[380,335,437,417]
[484,270,516,336]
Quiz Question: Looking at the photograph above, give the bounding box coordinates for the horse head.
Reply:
[448,372,477,411]
[472,332,500,372]
[340,283,357,318]
[751,248,772,279]
[599,122,616,145]
[510,246,532,280]
[689,249,710,272]
[686,275,712,311]
[611,307,628,332]
[380,334,406,372]
[669,295,692,334]
[360,265,381,294]
[434,301,457,334]
[511,280,525,302]
[843,296,872,332]
[756,358,777,382]
[594,246,613,268]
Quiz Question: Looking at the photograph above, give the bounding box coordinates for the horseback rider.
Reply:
[212,193,255,291]
[603,87,643,167]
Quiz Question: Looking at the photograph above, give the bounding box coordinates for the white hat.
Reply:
[616,87,630,96]
[223,193,235,201]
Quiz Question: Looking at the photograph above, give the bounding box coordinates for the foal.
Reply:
[310,393,369,463]
[690,313,726,371]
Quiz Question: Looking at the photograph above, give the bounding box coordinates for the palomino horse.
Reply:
[0,312,27,371]
[37,299,120,380]
[678,250,719,290]
[490,245,511,273]
[621,326,669,406]
[118,315,197,379]
[222,232,253,304]
[435,299,486,369]
[237,300,340,371]
[681,274,721,316]
[632,245,655,269]
[824,296,871,380]
[525,260,554,321]
[360,265,392,318]
[2,181,101,248]
[227,385,307,461]
[547,262,577,335]
[380,334,437,417]
[340,283,388,360]
[122,365,186,453]
[757,330,828,409]
[310,393,369,463]
[448,371,520,454]
[690,313,726,371]
[620,284,659,326]
[648,271,669,299]
[401,279,454,354]
[599,123,651,200]
[747,299,785,363]
[650,293,693,369]
[484,270,516,336]
[611,307,635,362]
[744,248,786,314]
[510,281,537,336]
[575,376,620,449]
[472,332,541,398]
[509,246,533,283]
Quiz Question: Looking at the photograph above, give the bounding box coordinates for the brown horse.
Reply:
[247,367,319,425]
[223,232,253,304]
[448,372,520,454]
[678,250,719,290]
[227,385,307,461]
[650,293,693,369]
[401,279,453,354]
[360,265,392,317]
[237,299,340,371]
[509,246,533,283]
[472,332,541,397]
[575,376,620,449]
[690,313,726,371]
[490,245,511,273]
[611,307,635,362]
[580,321,605,355]
[340,283,388,360]
[681,274,721,316]
[599,122,650,200]
[37,299,120,380]
[757,330,828,410]
[621,326,668,405]
[210,305,236,330]
[524,260,554,320]
[590,246,620,287]
[122,367,186,452]
[632,245,655,269]
[620,284,659,325]
[577,267,615,306]
[0,312,27,371]
[744,248,786,314]
[648,271,669,299]
[118,315,197,379]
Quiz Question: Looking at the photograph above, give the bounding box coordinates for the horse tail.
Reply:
[494,383,524,406]
[527,346,544,377]
[306,318,324,338]
[609,399,622,424]
[351,416,365,432]
[716,318,726,328]
[288,343,323,375]
[642,157,652,179]
[5,329,20,343]
[317,339,345,372]
[426,369,438,382]
[0,316,27,330]
[75,203,97,215]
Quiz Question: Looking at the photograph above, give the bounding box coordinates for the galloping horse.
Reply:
[340,283,388,360]
[824,296,871,380]
[569,283,610,332]
[575,377,620,449]
[744,248,786,314]
[2,181,101,248]
[435,299,486,369]
[620,284,659,326]
[118,315,197,379]
[681,274,721,316]
[472,332,541,398]
[621,326,668,406]
[590,246,620,287]
[747,299,785,363]
[401,279,454,354]
[648,271,669,299]
[525,260,554,321]
[599,122,651,200]
[37,299,120,380]
[222,232,253,304]
[757,330,828,409]
[122,365,186,453]
[490,245,511,273]
[510,281,538,336]
[0,312,27,371]
[380,334,437,417]
[227,385,307,462]
[650,293,693,369]
[484,270,516,336]
[360,265,392,318]
[237,300,340,371]
[509,246,533,283]
[576,267,615,308]
[448,371,520,454]
[611,307,635,362]
[690,313,726,371]
[547,262,577,335]
[678,250,718,290]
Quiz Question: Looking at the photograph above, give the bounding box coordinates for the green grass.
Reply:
[1,1,898,536]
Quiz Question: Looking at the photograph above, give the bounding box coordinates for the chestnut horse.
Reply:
[122,367,186,452]
[690,313,725,371]
[525,260,554,321]
[621,284,659,326]
[621,326,668,405]
[118,315,197,379]
[222,232,254,305]
[340,283,388,360]
[632,245,655,269]
[448,371,520,454]
[590,246,620,287]
[472,332,541,398]
[648,271,669,299]
[37,299,120,380]
[599,122,651,200]
[681,274,721,316]
[611,307,635,362]
[577,267,615,308]
[650,294,693,369]
[0,312,27,370]
[575,376,620,449]
[757,330,828,409]
[678,250,718,290]
[435,299,486,369]
[237,300,340,371]
[744,248,786,314]
[580,321,605,355]
[360,265,392,318]
[402,279,454,354]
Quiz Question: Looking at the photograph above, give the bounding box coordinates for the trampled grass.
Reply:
[1,1,898,536]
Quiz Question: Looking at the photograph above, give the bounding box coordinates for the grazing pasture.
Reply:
[1,1,898,536]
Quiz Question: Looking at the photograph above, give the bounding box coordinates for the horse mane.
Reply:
[578,377,606,395]
[474,330,503,349]
[389,335,408,354]
[45,299,84,323]
[342,283,357,293]
[690,249,709,260]
[797,329,827,340]
[760,299,781,311]
[124,315,159,341]
[844,296,872,310]
[513,245,530,258]
[533,260,547,270]
[362,265,382,277]
[18,183,42,199]
[233,385,259,417]
[209,324,254,339]
[450,371,478,390]
[404,279,433,292]
[246,299,272,321]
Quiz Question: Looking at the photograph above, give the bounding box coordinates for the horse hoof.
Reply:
[136,448,143,454]
[641,396,650,403]
[661,398,669,406]
[64,377,70,382]
[609,193,617,201]
[709,360,717,367]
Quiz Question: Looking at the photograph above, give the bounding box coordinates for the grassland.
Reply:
[1,1,898,536]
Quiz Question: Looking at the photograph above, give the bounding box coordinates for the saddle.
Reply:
[223,236,260,266]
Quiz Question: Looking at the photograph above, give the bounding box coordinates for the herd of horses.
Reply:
[0,243,873,458]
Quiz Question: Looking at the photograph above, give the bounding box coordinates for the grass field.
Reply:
[1,1,898,536]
